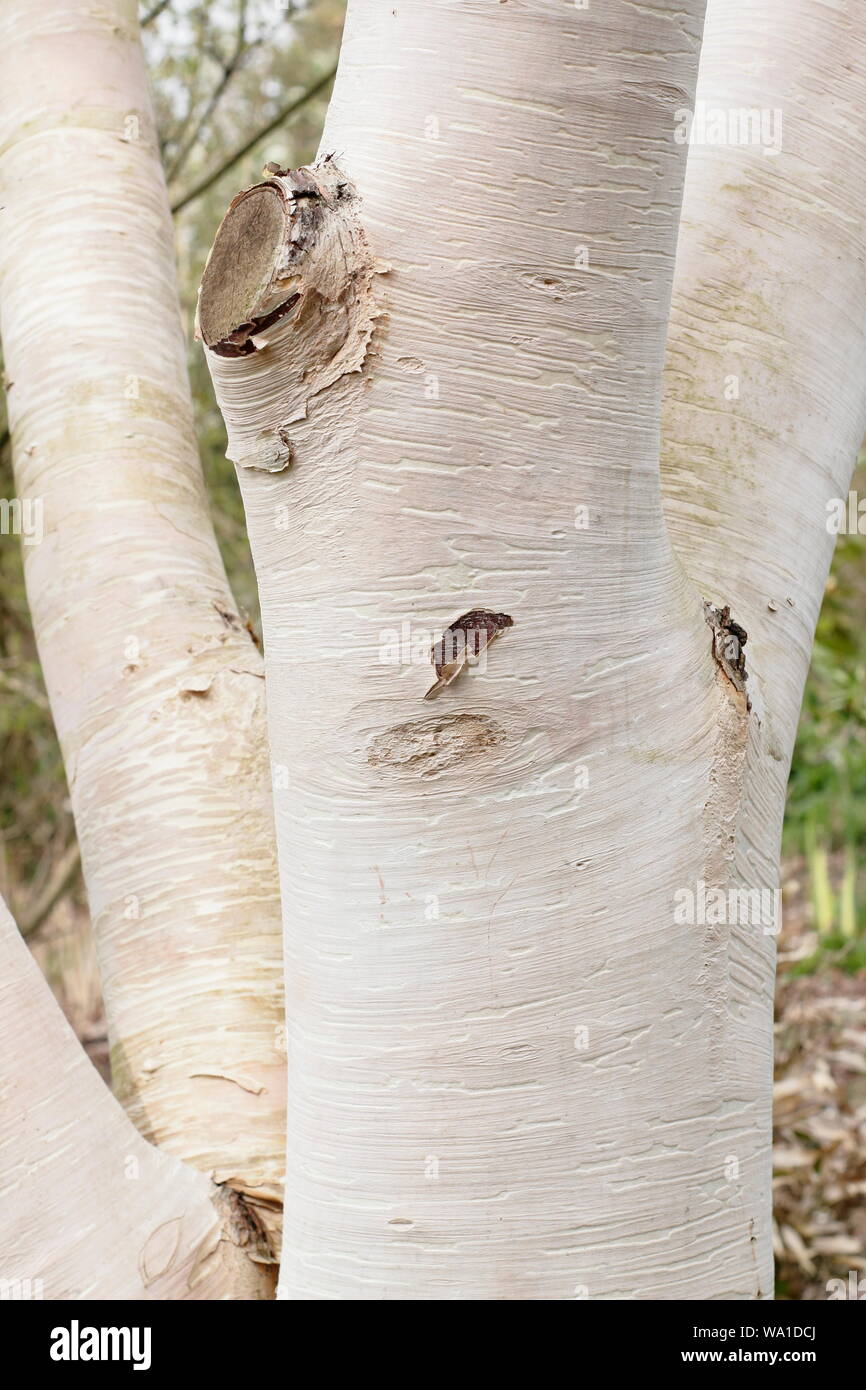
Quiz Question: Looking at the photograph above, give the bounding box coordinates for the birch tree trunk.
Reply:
[0,895,268,1300]
[199,0,787,1300]
[0,0,283,1258]
[663,0,866,903]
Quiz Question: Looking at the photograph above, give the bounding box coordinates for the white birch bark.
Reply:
[201,0,787,1300]
[663,0,866,884]
[0,0,284,1248]
[0,896,270,1300]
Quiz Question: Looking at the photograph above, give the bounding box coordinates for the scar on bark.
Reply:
[704,602,750,709]
[196,155,386,472]
[369,712,506,774]
[425,610,514,698]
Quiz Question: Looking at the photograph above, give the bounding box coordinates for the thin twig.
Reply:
[165,0,253,183]
[141,0,172,27]
[166,62,240,183]
[0,669,50,710]
[18,840,82,939]
[170,64,337,215]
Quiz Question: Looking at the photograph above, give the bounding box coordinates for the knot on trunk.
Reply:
[197,156,387,472]
[704,601,750,707]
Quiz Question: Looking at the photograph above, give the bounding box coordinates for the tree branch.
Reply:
[164,0,253,184]
[661,0,866,749]
[0,893,270,1298]
[170,64,337,215]
[18,838,81,939]
[141,0,171,27]
[0,0,285,1251]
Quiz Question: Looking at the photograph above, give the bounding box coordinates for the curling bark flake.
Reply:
[0,0,283,1266]
[200,0,783,1300]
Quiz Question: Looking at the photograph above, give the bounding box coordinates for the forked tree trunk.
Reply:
[199,0,786,1299]
[0,0,283,1262]
[1,0,859,1304]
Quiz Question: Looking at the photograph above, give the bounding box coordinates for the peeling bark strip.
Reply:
[197,156,386,472]
[425,610,514,699]
[704,602,749,704]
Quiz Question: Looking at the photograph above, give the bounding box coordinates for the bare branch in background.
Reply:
[170,63,337,215]
[141,0,171,26]
[164,0,254,183]
[18,837,81,939]
[0,667,49,709]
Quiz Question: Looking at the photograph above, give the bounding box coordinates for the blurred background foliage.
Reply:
[0,0,863,1298]
[782,504,866,975]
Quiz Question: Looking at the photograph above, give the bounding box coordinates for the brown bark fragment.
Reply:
[704,601,749,705]
[425,610,514,699]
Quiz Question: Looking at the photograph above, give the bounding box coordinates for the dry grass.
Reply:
[774,879,866,1298]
